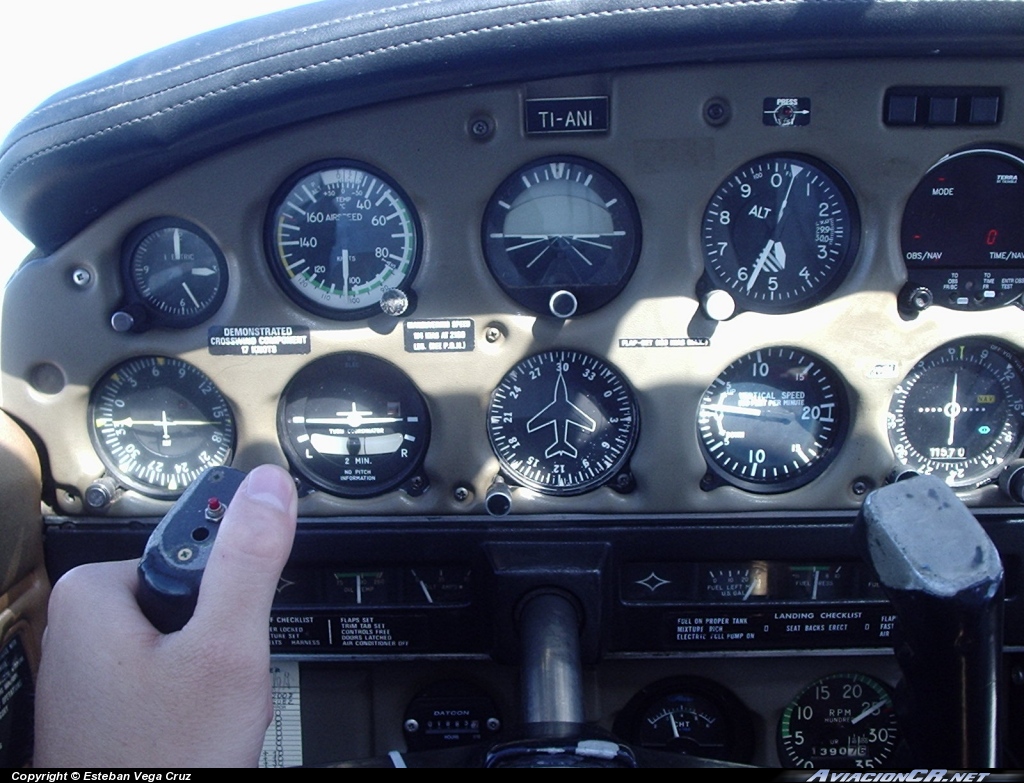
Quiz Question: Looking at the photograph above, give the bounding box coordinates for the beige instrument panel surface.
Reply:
[4,57,1024,518]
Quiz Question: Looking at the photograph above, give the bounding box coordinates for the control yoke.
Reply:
[855,474,1003,767]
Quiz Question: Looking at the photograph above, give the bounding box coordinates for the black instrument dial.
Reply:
[778,673,898,768]
[278,353,430,497]
[487,350,639,495]
[482,156,641,318]
[89,357,235,498]
[266,161,422,319]
[901,147,1024,311]
[121,218,228,329]
[887,338,1024,487]
[697,347,848,493]
[614,677,754,763]
[701,154,859,313]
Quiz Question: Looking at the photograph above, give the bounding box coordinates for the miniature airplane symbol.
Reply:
[526,369,597,459]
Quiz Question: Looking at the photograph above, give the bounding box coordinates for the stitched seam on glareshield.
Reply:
[0,0,991,192]
[20,0,454,122]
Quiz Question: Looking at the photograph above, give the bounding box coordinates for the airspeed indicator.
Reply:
[266,161,421,320]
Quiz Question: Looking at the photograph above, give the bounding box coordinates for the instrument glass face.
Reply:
[777,673,898,769]
[123,218,228,328]
[278,352,431,497]
[266,161,421,319]
[486,349,639,495]
[702,154,859,313]
[89,357,235,498]
[888,337,1024,487]
[697,347,848,493]
[482,156,642,317]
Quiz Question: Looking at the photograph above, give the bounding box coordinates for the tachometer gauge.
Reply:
[116,218,228,331]
[778,673,898,768]
[701,154,859,314]
[614,676,754,762]
[265,161,422,319]
[482,156,641,318]
[487,350,639,495]
[89,357,235,498]
[278,352,430,497]
[887,338,1024,487]
[697,347,848,493]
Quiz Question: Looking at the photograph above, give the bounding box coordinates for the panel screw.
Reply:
[404,719,420,733]
[71,267,92,287]
[453,486,470,502]
[486,717,501,732]
[703,98,731,127]
[851,478,874,496]
[485,327,502,343]
[469,115,495,141]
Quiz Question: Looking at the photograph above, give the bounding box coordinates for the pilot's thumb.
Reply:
[189,463,298,647]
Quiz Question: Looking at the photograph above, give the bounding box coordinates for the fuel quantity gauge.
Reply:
[700,562,770,601]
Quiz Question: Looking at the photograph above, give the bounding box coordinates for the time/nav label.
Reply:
[525,96,609,135]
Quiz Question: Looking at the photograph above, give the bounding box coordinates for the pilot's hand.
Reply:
[34,464,298,767]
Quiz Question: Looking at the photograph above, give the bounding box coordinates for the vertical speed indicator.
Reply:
[697,347,848,493]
